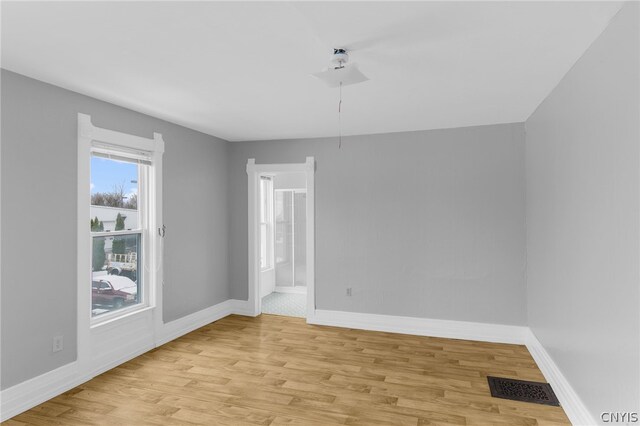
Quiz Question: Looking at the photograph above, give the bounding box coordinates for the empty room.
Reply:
[0,1,638,425]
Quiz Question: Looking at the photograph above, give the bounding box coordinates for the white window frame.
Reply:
[89,154,148,325]
[77,113,164,373]
[259,176,274,271]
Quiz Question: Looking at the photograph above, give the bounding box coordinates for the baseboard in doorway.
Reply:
[274,286,307,295]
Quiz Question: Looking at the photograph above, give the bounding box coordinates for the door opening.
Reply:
[274,189,307,294]
[246,158,315,321]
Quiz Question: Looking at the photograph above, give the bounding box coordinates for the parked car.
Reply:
[92,275,138,310]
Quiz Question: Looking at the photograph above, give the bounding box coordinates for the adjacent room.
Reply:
[1,1,638,425]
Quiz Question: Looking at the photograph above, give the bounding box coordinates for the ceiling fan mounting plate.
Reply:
[312,48,370,88]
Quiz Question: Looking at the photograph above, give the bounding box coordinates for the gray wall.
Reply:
[0,70,230,389]
[525,3,639,421]
[229,123,527,325]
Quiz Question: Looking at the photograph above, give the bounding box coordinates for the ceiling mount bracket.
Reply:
[331,48,349,69]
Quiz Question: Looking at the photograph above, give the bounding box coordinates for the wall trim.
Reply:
[0,362,86,422]
[309,309,594,425]
[76,113,165,378]
[274,286,307,295]
[246,157,316,319]
[1,298,254,422]
[229,299,257,317]
[1,304,591,425]
[156,299,236,346]
[309,309,530,344]
[525,329,596,425]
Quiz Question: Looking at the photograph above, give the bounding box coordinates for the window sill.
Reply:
[90,305,153,329]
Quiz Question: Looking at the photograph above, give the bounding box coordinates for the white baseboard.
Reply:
[0,339,160,423]
[309,310,594,425]
[1,303,592,426]
[91,339,156,379]
[525,329,596,426]
[309,309,530,344]
[274,286,307,295]
[156,299,236,346]
[229,299,257,317]
[1,298,252,422]
[0,362,85,422]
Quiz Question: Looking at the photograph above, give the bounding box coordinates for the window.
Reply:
[259,176,273,270]
[90,150,150,319]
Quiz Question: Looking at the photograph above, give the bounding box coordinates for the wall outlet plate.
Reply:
[346,287,352,296]
[52,335,63,353]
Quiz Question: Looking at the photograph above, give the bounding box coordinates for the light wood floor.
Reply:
[5,314,570,425]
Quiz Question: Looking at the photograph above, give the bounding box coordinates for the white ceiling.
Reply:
[1,1,623,142]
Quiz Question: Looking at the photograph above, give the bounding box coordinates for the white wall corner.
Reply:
[525,329,596,426]
[230,299,258,317]
[156,299,235,347]
[308,310,595,423]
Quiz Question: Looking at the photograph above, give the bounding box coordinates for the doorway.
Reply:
[274,189,307,292]
[246,158,315,320]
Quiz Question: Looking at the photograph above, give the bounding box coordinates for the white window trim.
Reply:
[89,153,148,326]
[77,113,164,374]
[246,158,315,321]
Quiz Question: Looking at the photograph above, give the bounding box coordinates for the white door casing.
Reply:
[246,157,315,320]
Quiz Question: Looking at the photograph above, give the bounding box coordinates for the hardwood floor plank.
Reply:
[4,314,570,425]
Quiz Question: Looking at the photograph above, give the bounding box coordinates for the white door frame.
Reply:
[246,157,315,321]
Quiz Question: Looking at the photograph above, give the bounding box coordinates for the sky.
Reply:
[91,156,138,199]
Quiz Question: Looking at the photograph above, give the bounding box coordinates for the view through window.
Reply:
[90,155,143,317]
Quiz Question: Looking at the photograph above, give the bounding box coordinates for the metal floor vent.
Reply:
[487,376,560,406]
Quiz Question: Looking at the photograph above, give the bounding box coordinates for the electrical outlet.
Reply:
[346,287,352,296]
[52,335,63,353]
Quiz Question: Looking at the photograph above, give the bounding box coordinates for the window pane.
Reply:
[92,233,142,317]
[90,156,139,232]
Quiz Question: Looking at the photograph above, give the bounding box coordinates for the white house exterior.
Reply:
[90,205,138,254]
[90,205,138,231]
